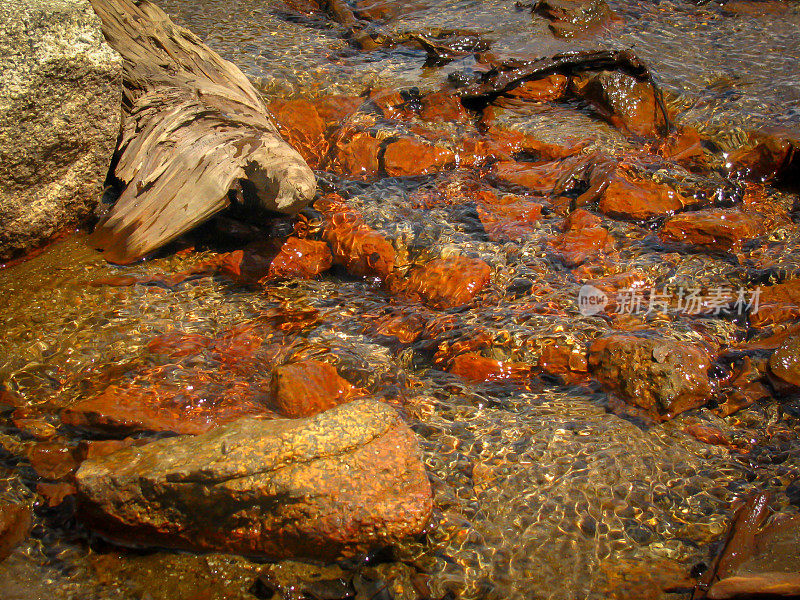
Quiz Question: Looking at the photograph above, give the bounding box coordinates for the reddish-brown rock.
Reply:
[37,482,77,507]
[539,342,589,377]
[506,74,569,102]
[750,279,800,327]
[331,131,382,180]
[383,137,455,177]
[26,442,79,480]
[393,256,492,308]
[563,208,603,231]
[534,0,617,38]
[322,207,396,280]
[659,208,763,252]
[769,335,800,388]
[572,70,667,137]
[0,501,31,561]
[267,237,333,280]
[146,332,213,358]
[599,172,690,220]
[728,130,799,185]
[449,353,532,383]
[551,223,614,267]
[588,334,712,419]
[75,399,433,560]
[311,94,364,125]
[272,360,358,418]
[418,91,468,123]
[269,99,329,168]
[492,160,564,193]
[476,192,543,241]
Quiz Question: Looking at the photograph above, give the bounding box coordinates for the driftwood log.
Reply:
[88,0,316,264]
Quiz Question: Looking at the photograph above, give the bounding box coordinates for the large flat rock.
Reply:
[75,398,433,560]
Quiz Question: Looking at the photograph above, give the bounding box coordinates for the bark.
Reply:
[88,0,316,264]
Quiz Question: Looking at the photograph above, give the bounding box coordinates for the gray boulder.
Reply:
[75,399,433,560]
[0,0,122,262]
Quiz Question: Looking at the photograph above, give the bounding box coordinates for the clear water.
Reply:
[1,1,800,599]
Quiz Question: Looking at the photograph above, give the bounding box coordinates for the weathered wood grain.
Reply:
[88,0,315,264]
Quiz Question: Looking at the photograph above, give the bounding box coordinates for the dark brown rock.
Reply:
[0,501,31,561]
[728,130,799,186]
[588,334,712,419]
[75,399,433,560]
[272,360,358,418]
[37,481,77,507]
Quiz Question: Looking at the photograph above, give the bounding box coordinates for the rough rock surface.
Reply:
[769,335,800,388]
[272,360,358,418]
[0,0,122,261]
[75,399,433,559]
[659,208,763,252]
[588,334,712,419]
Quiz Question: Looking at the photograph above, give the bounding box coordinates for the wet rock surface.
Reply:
[588,334,713,420]
[0,0,122,262]
[75,399,432,560]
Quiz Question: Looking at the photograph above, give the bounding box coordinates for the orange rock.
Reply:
[311,94,364,125]
[367,310,427,343]
[77,438,150,461]
[659,208,763,252]
[449,353,531,383]
[323,210,396,280]
[395,256,491,308]
[750,279,800,327]
[269,99,328,168]
[492,160,565,193]
[272,360,357,418]
[147,332,213,358]
[383,137,455,177]
[551,225,615,267]
[418,91,468,123]
[26,442,79,480]
[36,482,76,507]
[266,236,332,280]
[562,208,602,231]
[506,74,570,102]
[539,342,589,375]
[331,131,382,180]
[0,501,31,561]
[659,127,707,168]
[476,193,543,241]
[599,172,690,220]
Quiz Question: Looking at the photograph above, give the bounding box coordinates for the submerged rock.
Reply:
[0,501,31,561]
[588,334,712,419]
[571,70,667,137]
[533,0,616,38]
[75,399,432,560]
[659,208,764,253]
[389,256,492,309]
[0,0,122,261]
[769,335,800,388]
[272,360,358,418]
[599,171,690,220]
